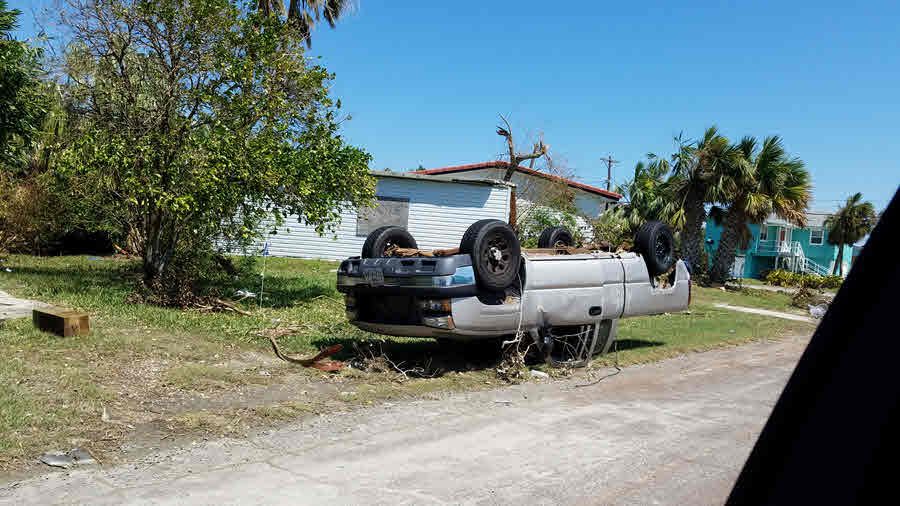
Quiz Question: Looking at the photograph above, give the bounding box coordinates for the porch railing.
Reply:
[755,240,801,255]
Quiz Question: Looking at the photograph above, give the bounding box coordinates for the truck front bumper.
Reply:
[336,255,479,297]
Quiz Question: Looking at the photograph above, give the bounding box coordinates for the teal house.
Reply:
[704,212,853,279]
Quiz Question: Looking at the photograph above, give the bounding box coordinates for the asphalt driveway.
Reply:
[0,334,810,505]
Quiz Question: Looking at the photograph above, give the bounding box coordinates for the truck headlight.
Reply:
[417,299,452,312]
[423,316,455,330]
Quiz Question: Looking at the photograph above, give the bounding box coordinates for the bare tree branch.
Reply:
[496,114,548,181]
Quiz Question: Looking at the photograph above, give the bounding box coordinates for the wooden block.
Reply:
[32,307,90,337]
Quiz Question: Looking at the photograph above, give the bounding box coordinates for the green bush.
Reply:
[764,269,796,287]
[821,275,843,290]
[517,207,584,248]
[798,274,823,290]
[763,269,842,290]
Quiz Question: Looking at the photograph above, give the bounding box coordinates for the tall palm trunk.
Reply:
[680,187,707,272]
[833,243,845,276]
[710,208,746,283]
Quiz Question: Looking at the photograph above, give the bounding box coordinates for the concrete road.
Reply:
[0,289,48,321]
[0,335,809,506]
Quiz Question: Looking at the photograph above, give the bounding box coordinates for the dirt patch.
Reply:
[0,340,498,482]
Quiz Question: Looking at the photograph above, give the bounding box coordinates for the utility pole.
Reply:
[598,154,619,191]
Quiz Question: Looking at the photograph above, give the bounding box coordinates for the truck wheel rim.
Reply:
[482,237,511,274]
[656,234,672,263]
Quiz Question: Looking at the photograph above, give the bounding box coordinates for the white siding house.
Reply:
[252,171,513,261]
[414,162,622,239]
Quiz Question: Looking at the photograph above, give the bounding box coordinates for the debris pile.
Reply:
[351,340,439,381]
[383,245,460,258]
[791,286,831,309]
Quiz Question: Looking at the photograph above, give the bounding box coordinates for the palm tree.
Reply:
[667,126,742,272]
[615,154,674,233]
[708,136,812,283]
[825,193,877,276]
[255,0,350,47]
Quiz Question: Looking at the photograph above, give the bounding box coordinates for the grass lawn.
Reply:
[0,254,814,473]
[599,286,810,367]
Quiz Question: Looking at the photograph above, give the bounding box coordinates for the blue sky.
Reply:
[12,0,900,212]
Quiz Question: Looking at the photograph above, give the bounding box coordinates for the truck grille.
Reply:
[357,294,420,325]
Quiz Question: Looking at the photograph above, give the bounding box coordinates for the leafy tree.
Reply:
[825,192,876,276]
[0,0,48,167]
[55,0,373,280]
[255,0,350,47]
[708,136,812,283]
[667,126,742,271]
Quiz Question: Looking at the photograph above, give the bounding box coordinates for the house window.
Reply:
[810,228,824,245]
[758,226,768,241]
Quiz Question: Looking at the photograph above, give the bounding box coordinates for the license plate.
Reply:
[363,270,385,286]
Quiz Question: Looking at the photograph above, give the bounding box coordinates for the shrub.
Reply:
[516,207,584,248]
[798,274,824,290]
[763,269,842,290]
[588,210,631,249]
[821,275,843,290]
[0,174,61,254]
[765,269,796,287]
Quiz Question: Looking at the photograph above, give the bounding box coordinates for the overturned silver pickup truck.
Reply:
[337,219,690,360]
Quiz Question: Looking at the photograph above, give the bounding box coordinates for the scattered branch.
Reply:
[267,337,343,372]
[351,341,439,381]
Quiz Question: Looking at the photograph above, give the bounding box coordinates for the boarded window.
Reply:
[357,196,410,236]
[810,228,824,245]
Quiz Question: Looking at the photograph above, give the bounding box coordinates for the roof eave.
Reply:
[413,161,623,200]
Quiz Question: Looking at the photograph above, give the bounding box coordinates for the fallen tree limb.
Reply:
[112,244,139,258]
[213,298,252,315]
[268,337,344,372]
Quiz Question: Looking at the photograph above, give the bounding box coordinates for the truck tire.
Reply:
[361,226,417,258]
[459,219,521,292]
[634,220,675,277]
[538,226,574,248]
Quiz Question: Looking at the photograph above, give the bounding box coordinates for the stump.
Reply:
[32,307,91,337]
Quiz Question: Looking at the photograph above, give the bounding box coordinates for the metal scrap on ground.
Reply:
[39,448,98,469]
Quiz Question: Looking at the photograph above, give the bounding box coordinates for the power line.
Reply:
[597,154,620,191]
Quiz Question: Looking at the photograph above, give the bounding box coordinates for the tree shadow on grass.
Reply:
[237,276,333,308]
[4,264,139,295]
[6,262,336,307]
